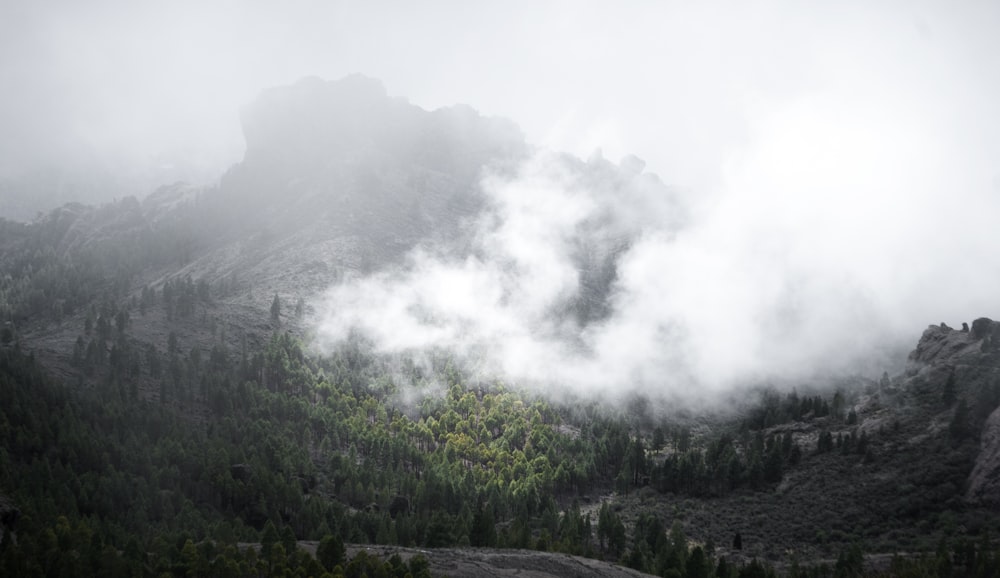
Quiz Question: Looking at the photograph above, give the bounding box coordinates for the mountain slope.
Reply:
[2,75,1000,577]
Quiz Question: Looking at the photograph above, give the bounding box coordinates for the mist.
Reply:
[312,136,988,401]
[4,1,1000,399]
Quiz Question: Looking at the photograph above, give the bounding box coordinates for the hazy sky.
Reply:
[3,1,1000,395]
[3,1,997,191]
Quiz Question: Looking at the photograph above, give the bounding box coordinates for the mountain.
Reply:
[1,76,999,577]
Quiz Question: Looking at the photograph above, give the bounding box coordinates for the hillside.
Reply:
[2,76,1000,577]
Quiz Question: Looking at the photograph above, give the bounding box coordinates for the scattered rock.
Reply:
[337,544,659,578]
[971,317,995,340]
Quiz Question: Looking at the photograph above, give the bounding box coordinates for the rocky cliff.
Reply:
[968,404,1000,505]
[904,318,1000,506]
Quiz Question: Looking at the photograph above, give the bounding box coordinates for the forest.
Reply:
[2,198,1000,578]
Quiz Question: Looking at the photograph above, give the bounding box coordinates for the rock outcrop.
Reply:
[907,322,980,367]
[902,317,1000,506]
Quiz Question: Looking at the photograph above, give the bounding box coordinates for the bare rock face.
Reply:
[967,405,1000,505]
[907,323,980,368]
[971,317,996,340]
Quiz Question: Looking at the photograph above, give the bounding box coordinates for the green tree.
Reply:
[260,520,280,559]
[424,512,453,548]
[687,546,709,578]
[652,426,666,451]
[409,553,432,578]
[270,294,281,323]
[317,533,345,571]
[470,504,497,547]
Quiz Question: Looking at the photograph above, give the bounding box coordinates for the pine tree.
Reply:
[470,504,497,547]
[260,520,280,559]
[270,294,281,323]
[317,534,344,571]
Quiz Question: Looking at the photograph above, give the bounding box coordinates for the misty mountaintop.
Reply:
[5,74,1000,577]
[10,74,698,398]
[149,74,677,274]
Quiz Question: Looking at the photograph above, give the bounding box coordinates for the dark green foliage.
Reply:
[317,533,345,571]
[652,426,666,451]
[834,543,864,577]
[469,503,496,548]
[597,501,626,557]
[686,545,708,578]
[424,512,453,548]
[409,553,432,578]
[5,204,1000,577]
[738,558,770,578]
[270,293,281,323]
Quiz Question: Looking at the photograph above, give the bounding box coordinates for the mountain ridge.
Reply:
[3,75,1000,576]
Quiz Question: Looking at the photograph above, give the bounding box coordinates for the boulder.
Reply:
[971,317,995,340]
[908,324,979,367]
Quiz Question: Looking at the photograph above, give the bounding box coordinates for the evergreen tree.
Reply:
[687,546,709,578]
[469,504,497,547]
[260,520,280,559]
[317,533,345,571]
[270,294,281,323]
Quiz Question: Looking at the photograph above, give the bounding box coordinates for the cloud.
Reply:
[313,68,1000,403]
[4,1,999,400]
[313,141,910,403]
[313,152,690,397]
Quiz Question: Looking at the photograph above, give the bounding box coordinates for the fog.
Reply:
[6,2,998,198]
[4,1,1000,397]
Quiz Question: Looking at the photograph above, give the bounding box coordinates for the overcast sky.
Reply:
[3,1,1000,393]
[3,1,997,190]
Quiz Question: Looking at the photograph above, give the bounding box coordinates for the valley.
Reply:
[1,76,999,578]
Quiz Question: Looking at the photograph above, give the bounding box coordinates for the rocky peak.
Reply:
[907,321,981,367]
[234,74,525,180]
[238,74,394,169]
[214,75,528,250]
